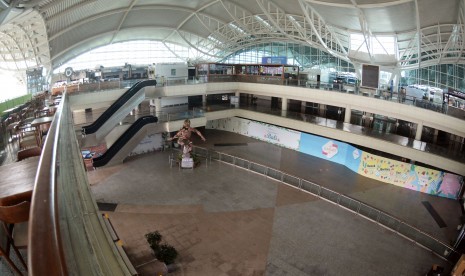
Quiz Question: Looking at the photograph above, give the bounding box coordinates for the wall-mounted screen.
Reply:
[361,64,379,89]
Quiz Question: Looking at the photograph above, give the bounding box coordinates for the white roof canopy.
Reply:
[0,0,463,73]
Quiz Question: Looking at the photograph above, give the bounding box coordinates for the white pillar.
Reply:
[281,97,288,111]
[353,62,362,80]
[433,129,439,144]
[154,98,162,114]
[319,104,326,117]
[202,94,207,107]
[363,112,373,128]
[301,101,306,113]
[344,106,351,123]
[392,69,401,93]
[415,121,423,141]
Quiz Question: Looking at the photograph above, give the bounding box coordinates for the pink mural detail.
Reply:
[439,173,462,199]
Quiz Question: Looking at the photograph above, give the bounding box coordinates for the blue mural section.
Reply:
[299,133,361,170]
[297,132,461,199]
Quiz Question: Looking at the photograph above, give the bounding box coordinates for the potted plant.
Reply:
[145,231,162,251]
[145,231,178,271]
[154,243,178,265]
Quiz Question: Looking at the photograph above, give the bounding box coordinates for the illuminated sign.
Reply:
[261,56,287,65]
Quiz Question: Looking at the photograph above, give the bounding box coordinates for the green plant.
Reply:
[145,231,179,265]
[176,152,201,167]
[154,244,178,265]
[145,231,162,250]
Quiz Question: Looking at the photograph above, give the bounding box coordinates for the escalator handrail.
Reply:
[82,79,157,134]
[92,115,158,167]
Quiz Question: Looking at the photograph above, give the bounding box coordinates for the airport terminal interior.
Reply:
[0,1,465,275]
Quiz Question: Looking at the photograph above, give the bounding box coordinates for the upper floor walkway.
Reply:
[69,81,465,176]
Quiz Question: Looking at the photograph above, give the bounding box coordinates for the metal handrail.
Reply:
[29,92,137,275]
[28,93,67,275]
[193,145,459,262]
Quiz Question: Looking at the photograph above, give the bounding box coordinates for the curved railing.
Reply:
[28,91,67,275]
[93,115,158,167]
[82,79,157,135]
[29,92,136,275]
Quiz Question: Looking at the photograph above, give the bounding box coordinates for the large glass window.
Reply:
[373,36,395,55]
[54,40,212,74]
[401,64,465,91]
[0,70,27,102]
[52,39,465,93]
[350,34,396,56]
[220,42,356,84]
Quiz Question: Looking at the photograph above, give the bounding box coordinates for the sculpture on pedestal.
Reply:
[168,119,206,167]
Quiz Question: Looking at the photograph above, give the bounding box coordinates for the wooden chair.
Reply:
[0,201,31,273]
[16,121,40,150]
[0,223,24,275]
[17,146,42,162]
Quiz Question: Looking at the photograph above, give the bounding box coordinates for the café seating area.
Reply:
[2,92,58,154]
[0,155,38,275]
[0,92,59,275]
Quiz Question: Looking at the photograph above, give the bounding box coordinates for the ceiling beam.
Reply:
[109,0,138,44]
[0,30,28,67]
[302,0,413,9]
[0,40,21,70]
[455,0,465,63]
[45,0,98,21]
[50,26,221,66]
[414,0,421,68]
[349,0,374,63]
[14,23,40,67]
[164,0,220,43]
[176,30,223,59]
[219,0,254,36]
[298,0,349,61]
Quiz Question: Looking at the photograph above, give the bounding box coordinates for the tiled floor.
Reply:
[0,249,27,276]
[87,129,457,275]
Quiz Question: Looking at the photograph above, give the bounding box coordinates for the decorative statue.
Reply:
[168,119,206,158]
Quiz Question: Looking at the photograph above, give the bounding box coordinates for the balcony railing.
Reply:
[28,93,136,275]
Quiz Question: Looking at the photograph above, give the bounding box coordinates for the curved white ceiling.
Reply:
[0,0,463,74]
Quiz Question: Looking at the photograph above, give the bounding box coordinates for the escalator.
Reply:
[82,79,157,135]
[92,115,158,167]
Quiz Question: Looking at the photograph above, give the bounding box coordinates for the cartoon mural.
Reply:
[358,152,461,199]
[206,118,463,199]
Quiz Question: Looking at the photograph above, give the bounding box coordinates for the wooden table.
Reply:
[0,156,39,206]
[30,116,54,147]
[31,116,54,128]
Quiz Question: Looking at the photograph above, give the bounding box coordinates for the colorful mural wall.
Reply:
[206,118,463,199]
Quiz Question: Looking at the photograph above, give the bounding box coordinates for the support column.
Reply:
[344,106,351,123]
[392,69,401,94]
[318,104,326,117]
[433,129,439,144]
[415,121,423,141]
[301,101,306,114]
[233,91,240,107]
[363,112,373,128]
[154,97,162,114]
[202,94,207,107]
[281,97,288,111]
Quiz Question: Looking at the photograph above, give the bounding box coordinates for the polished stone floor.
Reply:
[87,129,458,276]
[0,97,462,274]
